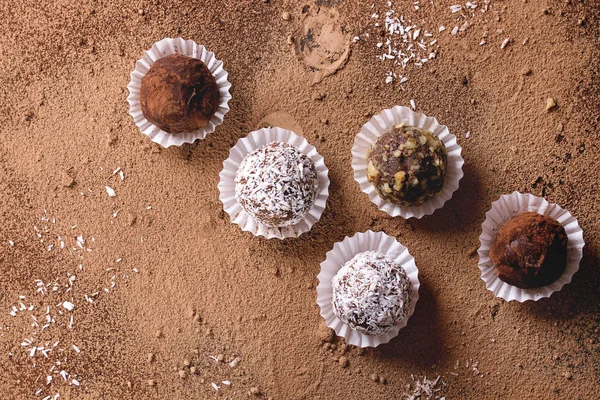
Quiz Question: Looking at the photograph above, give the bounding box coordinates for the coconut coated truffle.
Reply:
[140,54,219,133]
[490,212,568,289]
[235,142,319,228]
[367,124,447,206]
[332,251,411,336]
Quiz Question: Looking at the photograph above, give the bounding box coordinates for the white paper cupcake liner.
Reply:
[478,192,584,302]
[351,106,464,219]
[316,230,420,348]
[127,37,232,148]
[218,127,330,240]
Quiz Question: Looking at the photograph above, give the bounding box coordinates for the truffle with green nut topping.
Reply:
[366,124,447,207]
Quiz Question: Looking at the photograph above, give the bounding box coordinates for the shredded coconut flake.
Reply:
[332,251,412,336]
[235,142,319,228]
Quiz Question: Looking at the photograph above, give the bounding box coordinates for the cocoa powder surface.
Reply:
[0,0,599,399]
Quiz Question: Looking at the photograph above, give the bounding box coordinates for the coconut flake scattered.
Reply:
[410,99,416,110]
[404,375,444,399]
[369,5,439,84]
[500,37,510,49]
[105,186,116,197]
[6,210,139,399]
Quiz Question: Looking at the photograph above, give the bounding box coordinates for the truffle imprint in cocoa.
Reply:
[366,124,447,207]
[140,54,220,133]
[489,212,568,289]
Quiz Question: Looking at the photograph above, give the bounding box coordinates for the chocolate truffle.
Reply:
[366,124,447,206]
[332,251,411,336]
[235,142,319,228]
[490,212,568,289]
[140,54,219,133]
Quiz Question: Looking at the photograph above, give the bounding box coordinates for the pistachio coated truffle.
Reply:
[366,124,447,206]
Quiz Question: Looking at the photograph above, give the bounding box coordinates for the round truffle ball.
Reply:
[140,54,220,133]
[366,124,447,206]
[235,142,319,228]
[490,212,568,289]
[332,251,412,336]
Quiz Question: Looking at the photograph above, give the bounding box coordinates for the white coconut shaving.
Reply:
[332,251,411,336]
[235,142,319,228]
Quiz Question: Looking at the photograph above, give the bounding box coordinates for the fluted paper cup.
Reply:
[127,37,232,148]
[316,230,420,347]
[478,192,584,302]
[218,127,329,239]
[351,106,464,218]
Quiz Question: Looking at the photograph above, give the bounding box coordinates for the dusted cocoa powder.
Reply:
[490,212,568,288]
[140,55,219,133]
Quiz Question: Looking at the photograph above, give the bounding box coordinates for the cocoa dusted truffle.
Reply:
[366,124,447,206]
[140,54,219,133]
[332,251,411,336]
[490,212,568,289]
[235,142,319,228]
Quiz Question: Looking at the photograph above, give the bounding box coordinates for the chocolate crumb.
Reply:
[250,386,262,395]
[339,356,349,368]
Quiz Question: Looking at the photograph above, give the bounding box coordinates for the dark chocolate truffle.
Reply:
[140,54,219,133]
[332,251,411,336]
[366,124,447,206]
[235,142,319,228]
[490,212,568,289]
